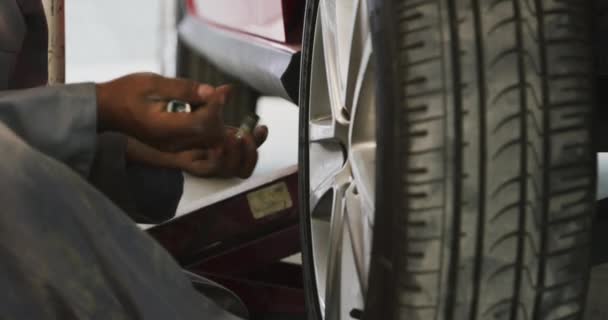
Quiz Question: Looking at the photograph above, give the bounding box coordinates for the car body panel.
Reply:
[180,0,304,100]
[187,0,305,45]
[179,15,301,101]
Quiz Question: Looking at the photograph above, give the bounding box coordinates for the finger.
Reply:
[151,96,227,151]
[148,111,206,143]
[165,119,226,153]
[225,126,238,135]
[238,134,259,179]
[181,149,209,161]
[175,149,204,171]
[216,84,233,105]
[157,133,206,153]
[183,150,222,177]
[196,85,231,116]
[252,125,269,148]
[188,159,221,177]
[151,75,216,105]
[194,90,225,115]
[222,135,244,177]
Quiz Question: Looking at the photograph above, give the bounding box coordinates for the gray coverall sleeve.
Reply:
[0,83,97,176]
[89,132,183,224]
[0,84,182,223]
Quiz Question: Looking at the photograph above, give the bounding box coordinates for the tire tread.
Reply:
[391,0,594,319]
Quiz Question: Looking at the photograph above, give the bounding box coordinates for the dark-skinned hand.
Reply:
[173,125,268,178]
[96,73,229,151]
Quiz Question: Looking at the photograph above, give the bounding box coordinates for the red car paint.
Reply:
[187,0,305,45]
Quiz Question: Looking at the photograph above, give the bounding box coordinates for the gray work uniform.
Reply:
[0,1,243,319]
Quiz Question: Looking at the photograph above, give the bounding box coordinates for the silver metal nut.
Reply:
[166,100,192,113]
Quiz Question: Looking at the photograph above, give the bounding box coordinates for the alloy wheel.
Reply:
[306,0,376,318]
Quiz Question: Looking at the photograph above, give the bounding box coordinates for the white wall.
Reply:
[65,0,173,83]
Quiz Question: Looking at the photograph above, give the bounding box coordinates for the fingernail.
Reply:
[198,85,212,98]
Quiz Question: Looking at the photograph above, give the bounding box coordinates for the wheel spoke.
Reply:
[310,118,348,143]
[319,1,345,125]
[348,37,373,119]
[349,143,376,215]
[349,37,376,213]
[341,225,365,319]
[311,8,348,143]
[324,182,348,320]
[311,165,352,319]
[343,0,371,111]
[309,143,345,213]
[344,184,372,296]
[309,119,336,142]
[320,0,370,110]
[311,218,331,313]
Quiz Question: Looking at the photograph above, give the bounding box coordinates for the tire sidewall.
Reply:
[298,0,323,318]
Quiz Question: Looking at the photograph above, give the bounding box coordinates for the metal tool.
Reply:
[236,114,260,139]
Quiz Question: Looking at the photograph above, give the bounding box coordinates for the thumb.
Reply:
[194,85,231,118]
[253,125,269,147]
[180,149,222,177]
[216,84,233,105]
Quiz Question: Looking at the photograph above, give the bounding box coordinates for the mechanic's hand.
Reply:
[174,125,269,178]
[96,73,229,151]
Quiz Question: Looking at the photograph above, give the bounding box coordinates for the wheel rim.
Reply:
[307,0,376,318]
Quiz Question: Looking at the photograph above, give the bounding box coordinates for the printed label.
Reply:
[247,182,293,219]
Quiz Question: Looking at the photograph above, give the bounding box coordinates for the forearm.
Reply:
[90,133,183,224]
[0,84,97,176]
[124,138,185,223]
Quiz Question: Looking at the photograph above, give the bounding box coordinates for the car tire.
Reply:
[299,1,596,320]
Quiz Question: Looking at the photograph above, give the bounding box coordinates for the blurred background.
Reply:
[66,0,174,82]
